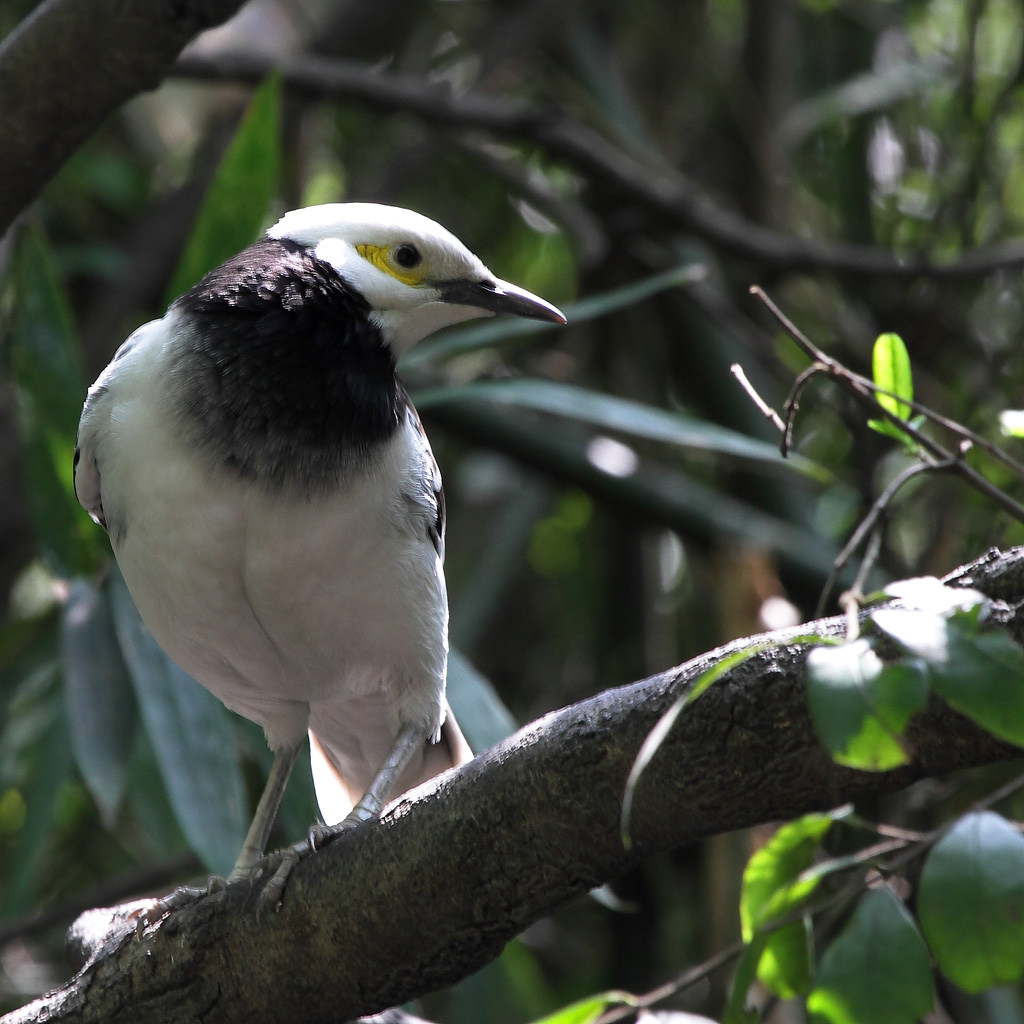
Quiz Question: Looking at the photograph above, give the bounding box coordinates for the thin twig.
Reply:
[750,286,1024,526]
[730,363,786,434]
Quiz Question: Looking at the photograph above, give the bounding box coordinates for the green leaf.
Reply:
[529,992,637,1024]
[165,73,281,303]
[758,920,813,998]
[59,578,137,826]
[739,813,834,999]
[8,224,99,576]
[107,569,247,875]
[741,814,835,937]
[446,648,518,752]
[621,645,764,848]
[807,888,934,1024]
[416,378,819,476]
[805,640,927,770]
[403,262,703,368]
[872,609,1024,747]
[868,332,912,436]
[918,811,1024,993]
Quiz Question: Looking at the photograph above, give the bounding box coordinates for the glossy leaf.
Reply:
[59,578,137,826]
[918,811,1024,992]
[417,377,818,475]
[165,73,281,303]
[873,609,1024,746]
[740,813,833,998]
[8,224,98,575]
[808,888,934,1024]
[447,648,518,752]
[806,640,927,770]
[107,570,247,875]
[883,576,988,618]
[872,332,913,417]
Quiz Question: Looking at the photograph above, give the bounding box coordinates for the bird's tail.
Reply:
[309,701,473,826]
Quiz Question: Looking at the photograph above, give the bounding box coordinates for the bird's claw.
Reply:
[133,879,222,937]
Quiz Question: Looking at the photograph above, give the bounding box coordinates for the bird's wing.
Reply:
[73,321,161,533]
[399,389,445,557]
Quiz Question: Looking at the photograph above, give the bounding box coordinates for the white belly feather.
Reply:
[83,323,449,792]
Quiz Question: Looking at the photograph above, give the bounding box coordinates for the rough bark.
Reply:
[4,547,1023,1024]
[0,0,247,236]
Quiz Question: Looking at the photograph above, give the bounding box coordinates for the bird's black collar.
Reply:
[168,237,403,493]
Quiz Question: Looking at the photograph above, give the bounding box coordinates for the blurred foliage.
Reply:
[4,0,1024,1021]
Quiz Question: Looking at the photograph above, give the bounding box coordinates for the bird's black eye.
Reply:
[393,244,422,269]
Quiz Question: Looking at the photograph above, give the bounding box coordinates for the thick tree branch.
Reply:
[5,547,1023,1024]
[0,0,246,236]
[173,49,1024,280]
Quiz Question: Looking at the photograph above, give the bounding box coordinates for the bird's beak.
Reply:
[439,277,567,324]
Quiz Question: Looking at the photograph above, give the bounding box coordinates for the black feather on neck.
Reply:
[168,237,403,493]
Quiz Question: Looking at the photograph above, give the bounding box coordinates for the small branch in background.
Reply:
[730,363,786,434]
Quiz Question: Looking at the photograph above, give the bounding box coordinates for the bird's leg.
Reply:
[135,741,301,933]
[257,723,426,911]
[229,741,302,879]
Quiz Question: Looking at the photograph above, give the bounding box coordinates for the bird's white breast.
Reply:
[81,317,448,754]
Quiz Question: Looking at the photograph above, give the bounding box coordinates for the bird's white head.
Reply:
[267,203,566,354]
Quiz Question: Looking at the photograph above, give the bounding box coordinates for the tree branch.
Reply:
[0,0,247,236]
[172,49,1024,280]
[5,546,1023,1024]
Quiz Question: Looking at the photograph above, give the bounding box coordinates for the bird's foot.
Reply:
[133,875,227,936]
[253,812,371,913]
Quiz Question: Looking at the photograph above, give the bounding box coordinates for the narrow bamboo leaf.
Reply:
[446,648,518,753]
[417,378,819,476]
[165,73,281,303]
[107,570,247,875]
[8,225,99,576]
[873,610,1024,747]
[918,811,1024,992]
[621,646,763,848]
[808,888,934,1024]
[59,578,137,826]
[403,262,704,368]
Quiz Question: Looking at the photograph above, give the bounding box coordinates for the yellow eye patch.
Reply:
[356,243,427,287]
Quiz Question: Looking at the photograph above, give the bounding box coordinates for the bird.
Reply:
[74,202,566,905]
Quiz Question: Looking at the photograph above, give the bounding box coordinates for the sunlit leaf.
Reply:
[807,888,934,1024]
[529,992,637,1024]
[918,811,1024,993]
[739,813,834,998]
[873,610,1024,747]
[883,576,988,618]
[59,578,137,826]
[165,73,281,303]
[107,569,247,875]
[806,640,927,770]
[417,378,818,476]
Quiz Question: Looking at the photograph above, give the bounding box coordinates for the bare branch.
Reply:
[170,49,1024,281]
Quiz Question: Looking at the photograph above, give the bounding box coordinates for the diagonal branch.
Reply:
[0,0,247,235]
[5,546,1024,1024]
[172,49,1024,280]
